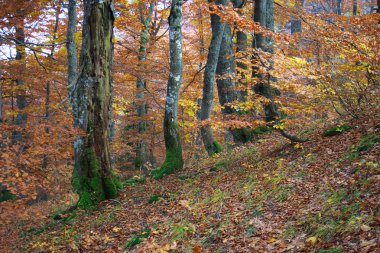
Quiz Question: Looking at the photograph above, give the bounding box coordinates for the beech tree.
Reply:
[153,0,184,179]
[200,0,227,156]
[71,0,118,208]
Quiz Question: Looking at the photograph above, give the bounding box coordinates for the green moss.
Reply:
[153,148,183,180]
[104,177,118,199]
[212,140,222,154]
[72,148,119,209]
[0,183,16,203]
[323,124,351,137]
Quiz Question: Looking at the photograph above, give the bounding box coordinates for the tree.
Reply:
[71,0,118,208]
[153,0,184,179]
[135,2,157,172]
[200,0,227,156]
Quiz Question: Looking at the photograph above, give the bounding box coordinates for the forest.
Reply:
[0,0,379,251]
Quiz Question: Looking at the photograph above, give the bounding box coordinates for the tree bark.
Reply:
[72,0,118,208]
[12,19,27,144]
[67,0,77,106]
[291,0,303,34]
[253,0,306,142]
[135,3,155,172]
[154,0,184,179]
[200,0,227,156]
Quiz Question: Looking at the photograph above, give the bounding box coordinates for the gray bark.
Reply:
[200,0,227,156]
[67,0,77,106]
[135,3,155,172]
[216,24,238,115]
[291,0,303,34]
[155,0,184,179]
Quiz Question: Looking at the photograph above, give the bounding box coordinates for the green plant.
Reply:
[323,125,351,137]
[125,229,151,249]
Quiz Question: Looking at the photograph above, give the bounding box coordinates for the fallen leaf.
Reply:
[306,236,317,244]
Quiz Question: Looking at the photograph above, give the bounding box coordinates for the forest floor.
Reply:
[2,117,380,252]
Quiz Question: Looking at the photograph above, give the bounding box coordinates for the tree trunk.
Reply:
[135,3,155,172]
[200,0,227,156]
[72,0,118,208]
[153,0,184,179]
[12,20,27,144]
[233,0,248,98]
[253,0,306,142]
[216,25,238,115]
[336,0,342,15]
[67,0,77,106]
[291,0,303,34]
[352,0,357,15]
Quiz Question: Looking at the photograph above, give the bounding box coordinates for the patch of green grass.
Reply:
[318,248,341,253]
[301,187,365,241]
[323,125,351,137]
[125,229,151,249]
[125,175,146,186]
[170,221,195,243]
[356,132,380,152]
[293,171,306,179]
[245,226,257,236]
[281,224,299,239]
[147,194,166,204]
[340,132,380,162]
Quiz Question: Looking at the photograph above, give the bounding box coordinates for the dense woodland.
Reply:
[0,0,379,251]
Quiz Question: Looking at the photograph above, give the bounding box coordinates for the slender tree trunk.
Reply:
[253,0,306,142]
[336,0,342,15]
[43,1,61,170]
[135,3,155,172]
[233,0,248,98]
[0,85,3,123]
[200,0,227,156]
[291,0,303,34]
[12,20,27,144]
[72,0,118,208]
[352,0,357,15]
[67,0,77,106]
[154,0,184,179]
[42,82,50,169]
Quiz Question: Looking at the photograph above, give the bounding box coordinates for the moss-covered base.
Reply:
[0,183,16,203]
[212,140,222,154]
[72,148,119,209]
[152,147,183,179]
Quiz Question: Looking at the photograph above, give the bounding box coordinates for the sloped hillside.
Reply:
[18,118,380,252]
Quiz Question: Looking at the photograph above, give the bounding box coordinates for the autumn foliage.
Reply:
[0,0,379,251]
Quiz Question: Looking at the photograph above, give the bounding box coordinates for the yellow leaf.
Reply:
[306,236,317,244]
[112,227,121,232]
[267,238,276,243]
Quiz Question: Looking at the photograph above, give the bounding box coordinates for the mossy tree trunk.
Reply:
[200,0,227,156]
[154,0,184,179]
[135,3,155,172]
[72,0,118,208]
